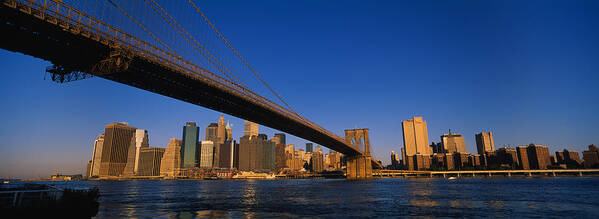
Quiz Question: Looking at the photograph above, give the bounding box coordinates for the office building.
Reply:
[306,143,313,153]
[137,147,165,176]
[243,120,259,137]
[160,138,182,177]
[199,141,214,168]
[181,122,200,169]
[516,146,530,170]
[563,149,583,168]
[391,151,401,169]
[99,122,137,177]
[213,115,227,167]
[495,147,519,169]
[218,141,237,169]
[311,151,324,172]
[431,142,443,154]
[272,133,286,145]
[402,117,431,157]
[526,144,550,169]
[124,129,149,176]
[441,130,466,154]
[262,139,276,171]
[583,144,599,168]
[239,135,263,171]
[475,132,495,155]
[89,134,104,177]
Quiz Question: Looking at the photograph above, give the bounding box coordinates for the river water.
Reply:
[42,177,599,218]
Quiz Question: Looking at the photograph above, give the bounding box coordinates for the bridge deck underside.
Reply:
[0,5,368,157]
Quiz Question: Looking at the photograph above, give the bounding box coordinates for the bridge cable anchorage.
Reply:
[186,0,307,120]
[143,0,250,90]
[105,0,177,56]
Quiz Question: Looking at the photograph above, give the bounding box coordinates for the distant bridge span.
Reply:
[0,0,381,175]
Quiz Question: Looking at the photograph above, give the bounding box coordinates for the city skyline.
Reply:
[1,0,599,178]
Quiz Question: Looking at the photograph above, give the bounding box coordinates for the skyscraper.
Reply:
[239,135,272,171]
[160,138,182,177]
[225,121,232,141]
[124,129,149,176]
[402,117,431,157]
[214,115,227,167]
[526,144,550,169]
[99,122,137,177]
[218,140,236,169]
[311,150,324,172]
[89,134,104,177]
[205,123,218,142]
[243,120,259,137]
[137,147,165,176]
[516,146,530,170]
[441,130,466,153]
[273,133,287,170]
[199,141,214,168]
[272,133,286,145]
[306,143,313,153]
[475,132,495,155]
[181,122,200,168]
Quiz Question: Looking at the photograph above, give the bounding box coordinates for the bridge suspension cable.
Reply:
[186,0,306,119]
[105,0,176,55]
[142,0,250,90]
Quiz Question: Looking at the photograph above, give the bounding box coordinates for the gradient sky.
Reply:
[1,0,598,178]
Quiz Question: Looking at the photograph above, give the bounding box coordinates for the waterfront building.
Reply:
[475,132,495,155]
[272,133,286,145]
[402,117,431,157]
[562,149,583,168]
[441,130,466,154]
[583,144,599,168]
[310,151,324,173]
[526,144,551,169]
[469,154,482,167]
[516,146,530,170]
[160,138,182,177]
[199,141,214,168]
[445,153,455,170]
[555,151,566,164]
[124,129,149,176]
[275,143,287,170]
[239,135,272,171]
[432,154,445,170]
[453,152,470,169]
[99,122,137,177]
[431,142,443,154]
[85,160,92,178]
[262,140,276,171]
[390,151,401,169]
[213,115,227,167]
[137,147,165,176]
[325,151,342,170]
[243,120,259,137]
[89,134,104,177]
[218,140,237,169]
[495,147,519,169]
[181,122,200,169]
[306,143,313,153]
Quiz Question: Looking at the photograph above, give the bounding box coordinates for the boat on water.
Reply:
[448,177,457,180]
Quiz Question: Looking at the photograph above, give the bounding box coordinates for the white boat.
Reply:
[448,177,457,180]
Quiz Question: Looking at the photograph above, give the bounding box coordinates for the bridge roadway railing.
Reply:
[6,0,351,150]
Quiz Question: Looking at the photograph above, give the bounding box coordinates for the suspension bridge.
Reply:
[0,0,381,178]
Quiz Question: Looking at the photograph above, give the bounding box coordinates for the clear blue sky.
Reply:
[1,0,598,178]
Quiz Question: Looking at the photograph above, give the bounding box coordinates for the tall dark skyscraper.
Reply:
[306,143,313,153]
[181,122,200,168]
[99,122,137,177]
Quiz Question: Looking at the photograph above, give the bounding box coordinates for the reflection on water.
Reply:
[36,178,599,218]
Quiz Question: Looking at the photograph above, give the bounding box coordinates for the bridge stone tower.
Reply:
[344,128,373,179]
